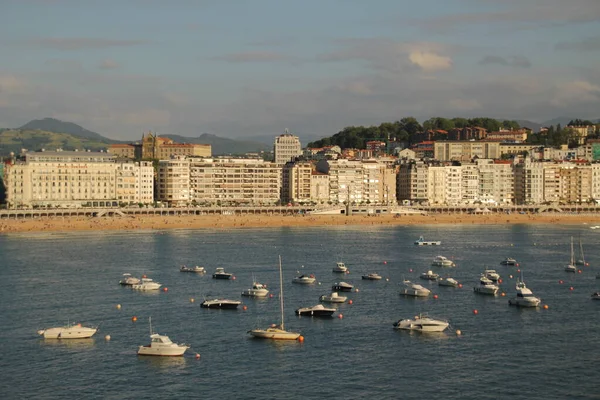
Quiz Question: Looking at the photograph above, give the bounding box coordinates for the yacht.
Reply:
[37,323,97,339]
[438,277,459,287]
[241,281,269,298]
[200,298,242,309]
[483,269,500,282]
[508,279,541,307]
[431,256,455,267]
[332,262,348,273]
[292,274,316,284]
[319,292,347,303]
[473,276,499,295]
[119,273,141,286]
[420,270,440,281]
[137,318,189,357]
[591,292,600,300]
[565,236,577,272]
[399,280,431,297]
[212,268,233,280]
[332,281,353,292]
[295,304,336,317]
[180,265,206,273]
[500,257,517,266]
[131,278,162,291]
[393,315,449,332]
[414,236,441,246]
[361,273,383,280]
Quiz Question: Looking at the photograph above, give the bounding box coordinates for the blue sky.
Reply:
[0,0,599,141]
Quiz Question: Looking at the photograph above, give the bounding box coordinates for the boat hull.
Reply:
[394,319,449,332]
[137,345,188,356]
[293,278,316,284]
[361,274,382,280]
[508,298,540,307]
[295,309,335,317]
[320,296,347,303]
[400,289,430,297]
[474,286,499,295]
[213,274,232,279]
[241,289,269,297]
[38,326,97,339]
[249,328,300,340]
[201,301,241,309]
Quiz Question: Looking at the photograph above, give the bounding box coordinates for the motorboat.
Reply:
[591,292,600,300]
[212,267,233,280]
[241,281,269,298]
[420,270,440,281]
[137,318,189,357]
[119,273,141,286]
[500,257,517,266]
[332,262,348,273]
[431,256,455,267]
[483,269,500,282]
[508,279,541,307]
[473,276,499,295]
[200,298,242,309]
[180,265,206,273]
[393,315,449,332]
[414,236,441,246]
[565,236,577,272]
[319,292,347,303]
[131,278,162,291]
[332,281,353,292]
[399,280,431,297]
[361,273,382,280]
[438,277,460,287]
[37,323,97,339]
[292,274,316,284]
[295,304,336,317]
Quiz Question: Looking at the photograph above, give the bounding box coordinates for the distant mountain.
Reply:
[19,118,119,143]
[515,120,542,132]
[162,133,271,155]
[0,129,112,156]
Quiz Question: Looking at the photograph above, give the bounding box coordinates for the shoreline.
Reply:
[1,213,599,234]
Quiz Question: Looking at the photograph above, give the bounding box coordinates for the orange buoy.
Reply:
[298,335,305,342]
[517,269,521,273]
[509,275,513,279]
[195,353,201,359]
[516,263,519,267]
[162,287,168,292]
[473,309,479,315]
[578,269,582,274]
[348,300,353,305]
[498,278,503,284]
[543,304,549,309]
[346,270,350,274]
[458,284,463,288]
[585,262,589,266]
[338,313,343,319]
[242,305,248,311]
[190,298,195,303]
[409,269,413,273]
[569,286,574,291]
[131,316,137,322]
[269,293,274,298]
[142,274,147,279]
[559,280,564,284]
[105,335,111,341]
[433,294,438,299]
[232,276,236,280]
[354,288,359,293]
[455,329,462,336]
[501,292,506,297]
[116,304,122,310]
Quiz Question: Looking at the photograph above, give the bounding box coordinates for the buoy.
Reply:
[473,309,479,315]
[385,278,389,282]
[578,269,582,274]
[105,335,111,341]
[269,294,274,298]
[570,286,574,291]
[242,305,248,311]
[543,304,549,310]
[498,278,503,284]
[348,300,353,305]
[354,288,359,293]
[142,274,147,279]
[517,269,521,273]
[298,335,305,343]
[195,353,201,359]
[586,262,589,266]
[270,323,277,328]
[511,244,514,247]
[509,275,513,279]
[318,282,322,285]
[162,287,168,292]
[409,269,413,273]
[455,329,462,336]
[190,298,195,303]
[433,294,438,299]
[384,261,387,265]
[232,276,236,280]
[131,316,137,322]
[346,270,350,274]
[559,280,564,284]
[338,313,343,319]
[458,284,463,288]
[116,304,122,310]
[516,263,519,267]
[501,292,506,297]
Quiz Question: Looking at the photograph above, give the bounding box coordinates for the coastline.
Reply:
[1,212,599,233]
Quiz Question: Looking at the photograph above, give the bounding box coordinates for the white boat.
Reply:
[241,281,269,298]
[414,236,441,246]
[213,267,233,279]
[332,281,353,292]
[292,274,316,284]
[361,273,382,280]
[500,257,517,266]
[576,237,588,266]
[393,315,449,332]
[399,280,431,297]
[420,270,440,281]
[200,298,242,309]
[332,262,348,273]
[131,278,162,291]
[249,256,301,340]
[180,265,205,273]
[431,256,455,267]
[137,318,189,357]
[591,292,600,300]
[319,292,347,303]
[473,276,499,295]
[295,304,336,317]
[438,277,459,287]
[119,273,141,286]
[565,236,577,272]
[508,278,541,307]
[483,269,500,282]
[37,322,97,339]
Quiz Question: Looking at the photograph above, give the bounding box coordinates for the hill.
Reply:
[18,118,119,143]
[0,129,112,155]
[162,133,271,155]
[515,120,542,132]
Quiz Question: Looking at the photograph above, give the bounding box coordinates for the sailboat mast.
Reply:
[279,255,285,330]
[579,237,585,264]
[570,236,575,265]
[149,316,152,335]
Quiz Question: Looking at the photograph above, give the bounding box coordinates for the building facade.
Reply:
[109,131,211,160]
[273,130,302,166]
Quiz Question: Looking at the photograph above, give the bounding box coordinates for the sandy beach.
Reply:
[1,212,599,233]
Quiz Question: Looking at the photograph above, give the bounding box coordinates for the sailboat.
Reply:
[565,236,577,272]
[575,237,588,266]
[248,256,301,340]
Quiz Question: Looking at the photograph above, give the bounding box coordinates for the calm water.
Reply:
[1,224,599,399]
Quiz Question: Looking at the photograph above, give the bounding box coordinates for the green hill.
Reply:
[18,118,119,143]
[0,129,111,156]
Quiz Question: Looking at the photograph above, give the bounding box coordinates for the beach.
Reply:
[1,212,599,233]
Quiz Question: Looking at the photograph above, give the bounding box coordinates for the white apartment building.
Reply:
[282,161,312,203]
[397,161,429,204]
[157,156,190,205]
[4,151,154,208]
[273,130,302,166]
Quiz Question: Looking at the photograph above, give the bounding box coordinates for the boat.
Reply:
[295,304,336,317]
[119,273,141,286]
[248,256,301,340]
[241,281,269,298]
[292,274,316,284]
[473,276,499,295]
[483,269,500,282]
[37,322,97,339]
[420,270,440,280]
[332,281,353,292]
[399,280,431,297]
[508,278,541,307]
[180,265,206,273]
[565,236,577,272]
[200,298,242,309]
[393,314,449,332]
[438,277,460,287]
[319,292,347,303]
[137,318,189,357]
[332,262,348,273]
[361,273,382,280]
[414,236,441,246]
[131,278,162,291]
[500,257,517,266]
[431,256,455,267]
[591,292,600,300]
[576,237,588,266]
[212,267,233,279]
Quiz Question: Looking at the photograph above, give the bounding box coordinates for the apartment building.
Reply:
[397,161,429,204]
[273,130,302,166]
[156,156,191,205]
[282,161,313,203]
[109,131,211,159]
[434,141,500,161]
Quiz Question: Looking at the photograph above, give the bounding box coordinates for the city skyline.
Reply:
[1,0,599,141]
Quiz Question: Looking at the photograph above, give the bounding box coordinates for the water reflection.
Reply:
[40,338,96,348]
[138,355,187,369]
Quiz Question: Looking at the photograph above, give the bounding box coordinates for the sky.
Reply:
[0,0,599,141]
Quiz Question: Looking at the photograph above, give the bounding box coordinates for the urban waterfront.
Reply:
[1,224,599,399]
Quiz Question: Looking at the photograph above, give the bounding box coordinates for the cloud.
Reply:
[408,51,452,71]
[550,80,600,107]
[479,55,532,68]
[213,51,297,63]
[555,36,600,52]
[98,59,120,70]
[25,37,146,50]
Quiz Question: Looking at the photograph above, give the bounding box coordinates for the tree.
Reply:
[400,117,422,136]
